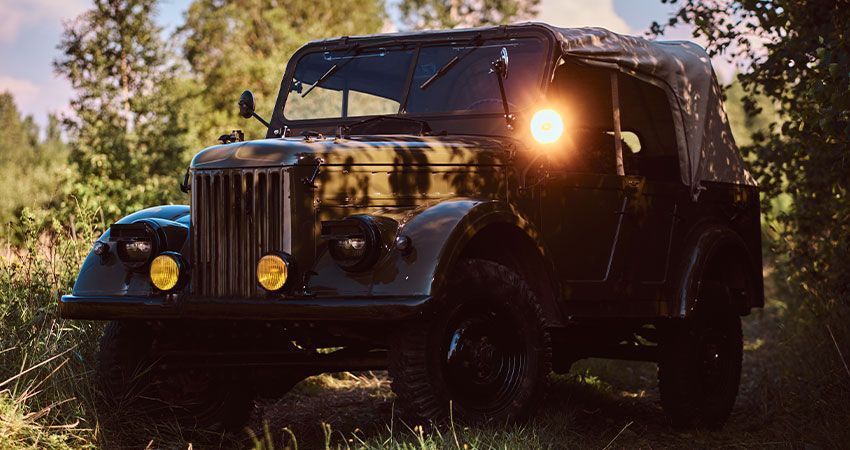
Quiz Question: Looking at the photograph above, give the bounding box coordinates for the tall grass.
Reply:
[0,207,103,449]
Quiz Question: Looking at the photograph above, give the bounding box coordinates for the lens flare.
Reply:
[530,109,564,144]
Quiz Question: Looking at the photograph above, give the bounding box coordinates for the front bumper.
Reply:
[59,294,431,321]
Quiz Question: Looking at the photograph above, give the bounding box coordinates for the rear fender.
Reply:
[675,224,764,318]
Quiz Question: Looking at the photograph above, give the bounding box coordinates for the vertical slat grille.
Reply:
[191,168,291,297]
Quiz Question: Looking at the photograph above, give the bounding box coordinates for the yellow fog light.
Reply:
[530,108,564,144]
[257,254,289,292]
[150,253,181,291]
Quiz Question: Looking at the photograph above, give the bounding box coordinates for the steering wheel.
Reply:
[464,98,518,112]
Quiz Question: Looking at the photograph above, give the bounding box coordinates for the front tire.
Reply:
[389,259,551,425]
[95,321,255,431]
[657,298,743,429]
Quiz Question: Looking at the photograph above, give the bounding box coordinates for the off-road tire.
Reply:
[389,258,551,425]
[657,300,743,429]
[95,321,255,431]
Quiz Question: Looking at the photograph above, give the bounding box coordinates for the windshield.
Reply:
[282,37,548,121]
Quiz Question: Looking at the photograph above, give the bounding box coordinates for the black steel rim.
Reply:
[441,300,528,415]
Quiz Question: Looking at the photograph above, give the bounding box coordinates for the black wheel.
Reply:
[95,321,254,431]
[389,258,551,425]
[657,296,743,429]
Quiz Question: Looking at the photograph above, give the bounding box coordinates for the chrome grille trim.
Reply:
[191,167,291,297]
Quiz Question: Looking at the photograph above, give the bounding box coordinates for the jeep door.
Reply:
[614,71,683,301]
[540,60,681,312]
[539,60,629,299]
[539,144,626,285]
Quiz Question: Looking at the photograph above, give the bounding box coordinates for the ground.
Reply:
[218,296,846,449]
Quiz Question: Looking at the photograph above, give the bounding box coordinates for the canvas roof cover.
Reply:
[537,24,755,188]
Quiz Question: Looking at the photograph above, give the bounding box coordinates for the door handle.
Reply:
[623,176,643,195]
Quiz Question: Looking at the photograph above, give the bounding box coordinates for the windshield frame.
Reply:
[267,24,559,137]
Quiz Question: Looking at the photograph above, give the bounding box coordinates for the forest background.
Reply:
[0,0,847,448]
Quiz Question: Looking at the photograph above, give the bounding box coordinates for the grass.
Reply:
[0,208,104,449]
[0,210,848,448]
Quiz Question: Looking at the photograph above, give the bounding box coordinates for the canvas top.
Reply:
[539,24,754,188]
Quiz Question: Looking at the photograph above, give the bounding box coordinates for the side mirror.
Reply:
[238,90,255,119]
[491,47,509,79]
[489,47,514,129]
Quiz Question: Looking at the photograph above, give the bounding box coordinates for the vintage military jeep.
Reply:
[61,24,763,430]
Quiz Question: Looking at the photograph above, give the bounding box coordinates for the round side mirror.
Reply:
[498,47,509,79]
[238,90,255,119]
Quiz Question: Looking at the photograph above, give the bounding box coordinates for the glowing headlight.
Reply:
[150,253,181,291]
[530,109,564,144]
[257,254,290,292]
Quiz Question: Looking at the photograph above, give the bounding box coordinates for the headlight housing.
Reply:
[109,219,188,271]
[322,216,382,272]
[118,240,153,264]
[110,222,158,269]
[150,252,184,291]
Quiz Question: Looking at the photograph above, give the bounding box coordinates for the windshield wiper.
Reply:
[302,43,372,98]
[419,34,483,91]
[301,42,401,98]
[344,115,432,136]
[302,64,339,98]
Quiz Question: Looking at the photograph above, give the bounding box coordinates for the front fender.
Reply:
[114,204,190,225]
[370,198,538,298]
[71,205,190,297]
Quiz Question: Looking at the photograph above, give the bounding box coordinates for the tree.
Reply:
[652,0,850,306]
[55,0,189,224]
[176,0,386,149]
[398,0,538,30]
[0,92,37,160]
[0,93,70,234]
[724,80,775,148]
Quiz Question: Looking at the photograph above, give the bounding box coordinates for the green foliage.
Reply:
[724,80,775,148]
[177,0,387,149]
[0,208,102,449]
[654,0,850,309]
[397,0,539,29]
[54,0,191,226]
[0,94,70,233]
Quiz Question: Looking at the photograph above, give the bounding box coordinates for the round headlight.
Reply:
[112,221,161,270]
[150,253,181,291]
[326,216,381,272]
[118,239,153,264]
[530,108,564,144]
[257,254,289,292]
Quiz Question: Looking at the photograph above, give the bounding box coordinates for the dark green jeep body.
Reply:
[61,23,763,429]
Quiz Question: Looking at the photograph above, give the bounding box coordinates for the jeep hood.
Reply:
[190,135,513,169]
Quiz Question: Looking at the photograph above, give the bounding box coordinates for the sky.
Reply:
[0,0,702,130]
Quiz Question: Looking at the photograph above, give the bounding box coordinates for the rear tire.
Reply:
[389,258,551,425]
[95,321,255,432]
[657,299,743,429]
